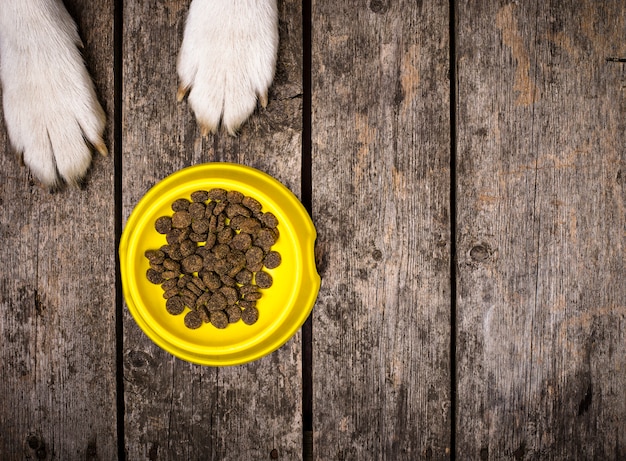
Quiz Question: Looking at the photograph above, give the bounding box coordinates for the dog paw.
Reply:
[177,0,279,136]
[0,1,106,188]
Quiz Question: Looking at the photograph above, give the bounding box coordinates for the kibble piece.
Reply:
[204,232,217,250]
[230,232,252,251]
[163,287,180,299]
[220,286,239,305]
[145,249,165,264]
[240,284,259,296]
[217,227,233,244]
[177,274,193,288]
[209,310,229,329]
[260,211,279,229]
[149,262,165,273]
[184,310,203,329]
[181,254,203,273]
[255,270,273,289]
[172,198,190,212]
[192,218,210,234]
[235,268,253,285]
[162,270,180,280]
[179,239,197,257]
[225,305,242,323]
[161,278,179,291]
[229,215,246,231]
[188,202,206,220]
[198,306,211,323]
[213,201,227,216]
[227,256,246,279]
[155,216,173,234]
[226,203,251,219]
[189,232,207,243]
[212,243,230,260]
[167,244,183,261]
[146,268,163,285]
[241,306,259,325]
[191,277,206,291]
[243,291,262,301]
[166,228,189,245]
[242,196,262,213]
[206,292,228,311]
[205,201,216,217]
[178,288,198,308]
[220,274,237,287]
[263,251,282,269]
[191,190,209,203]
[195,291,211,308]
[245,246,265,272]
[217,213,227,230]
[238,217,262,235]
[208,215,218,233]
[238,299,256,309]
[239,300,257,310]
[186,282,203,296]
[202,271,221,291]
[207,188,227,201]
[255,228,277,252]
[226,190,244,203]
[172,211,192,229]
[163,258,181,272]
[202,253,218,272]
[180,287,198,301]
[213,259,231,276]
[166,296,186,315]
[195,246,210,259]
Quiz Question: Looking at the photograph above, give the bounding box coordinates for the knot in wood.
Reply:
[369,0,389,14]
[469,244,491,262]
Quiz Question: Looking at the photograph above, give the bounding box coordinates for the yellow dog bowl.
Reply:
[119,163,319,366]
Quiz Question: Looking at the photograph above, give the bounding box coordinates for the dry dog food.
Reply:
[145,188,281,329]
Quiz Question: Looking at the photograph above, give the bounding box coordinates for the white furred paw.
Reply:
[177,0,279,136]
[0,0,106,188]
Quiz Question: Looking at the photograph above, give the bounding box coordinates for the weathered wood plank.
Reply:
[311,1,452,459]
[121,1,304,459]
[0,1,117,459]
[456,1,626,458]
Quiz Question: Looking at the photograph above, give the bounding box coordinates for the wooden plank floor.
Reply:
[0,1,624,460]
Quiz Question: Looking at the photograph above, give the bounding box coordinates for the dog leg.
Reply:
[0,0,106,188]
[177,0,279,136]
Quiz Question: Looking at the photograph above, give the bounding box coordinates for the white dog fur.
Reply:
[0,0,279,187]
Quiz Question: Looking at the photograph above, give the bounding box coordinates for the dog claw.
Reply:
[94,140,108,157]
[259,92,268,109]
[199,123,216,137]
[177,85,189,102]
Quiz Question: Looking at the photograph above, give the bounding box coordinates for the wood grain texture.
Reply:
[311,1,452,459]
[0,1,117,459]
[121,0,304,459]
[456,1,626,459]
